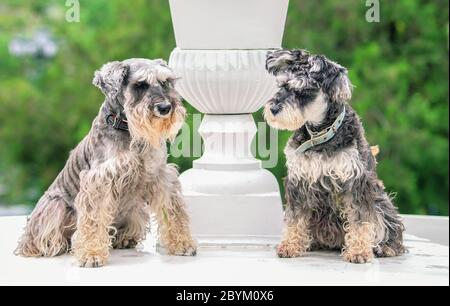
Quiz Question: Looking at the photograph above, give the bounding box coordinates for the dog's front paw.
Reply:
[277,242,305,258]
[170,241,197,257]
[175,246,197,257]
[342,249,374,264]
[78,254,107,268]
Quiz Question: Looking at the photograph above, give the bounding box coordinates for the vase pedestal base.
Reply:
[180,170,284,246]
[179,114,284,246]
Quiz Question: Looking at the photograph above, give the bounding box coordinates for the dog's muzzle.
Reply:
[154,102,172,118]
[270,104,282,116]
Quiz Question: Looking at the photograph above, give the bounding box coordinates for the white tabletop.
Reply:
[0,215,448,286]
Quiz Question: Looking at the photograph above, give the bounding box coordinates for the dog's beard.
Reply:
[126,103,186,149]
[264,103,305,131]
[166,105,186,142]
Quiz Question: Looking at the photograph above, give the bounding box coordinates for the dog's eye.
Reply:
[135,82,149,90]
[276,75,288,87]
[160,81,170,90]
[277,80,287,87]
[296,90,316,100]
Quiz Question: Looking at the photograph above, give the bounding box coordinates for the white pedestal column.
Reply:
[180,114,283,245]
[169,49,284,245]
[168,0,289,246]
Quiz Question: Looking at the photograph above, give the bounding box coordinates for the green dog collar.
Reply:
[296,105,346,155]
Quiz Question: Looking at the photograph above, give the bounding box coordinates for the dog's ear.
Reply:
[330,71,353,102]
[311,55,353,103]
[266,49,309,76]
[93,61,129,100]
[328,71,353,102]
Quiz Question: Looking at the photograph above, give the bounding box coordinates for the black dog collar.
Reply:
[106,113,129,132]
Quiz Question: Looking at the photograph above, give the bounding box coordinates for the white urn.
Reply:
[169,0,289,50]
[168,0,289,245]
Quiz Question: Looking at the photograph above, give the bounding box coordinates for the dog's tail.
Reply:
[15,196,75,257]
[370,145,380,157]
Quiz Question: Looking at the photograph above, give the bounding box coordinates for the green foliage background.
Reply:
[0,0,448,215]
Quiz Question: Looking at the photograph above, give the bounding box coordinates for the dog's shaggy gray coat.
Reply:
[264,50,405,263]
[15,58,196,267]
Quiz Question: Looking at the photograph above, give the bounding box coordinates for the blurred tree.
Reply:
[0,0,448,215]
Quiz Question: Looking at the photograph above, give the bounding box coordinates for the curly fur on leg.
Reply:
[150,165,196,256]
[277,202,312,258]
[15,196,75,257]
[277,218,312,258]
[341,197,377,264]
[72,156,138,268]
[342,221,375,264]
[155,205,197,256]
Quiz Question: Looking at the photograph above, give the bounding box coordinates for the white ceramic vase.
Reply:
[168,0,289,245]
[169,0,289,50]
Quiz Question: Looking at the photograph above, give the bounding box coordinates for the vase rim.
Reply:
[169,0,289,50]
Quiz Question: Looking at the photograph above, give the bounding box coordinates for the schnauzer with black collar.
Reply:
[16,59,197,267]
[264,50,405,263]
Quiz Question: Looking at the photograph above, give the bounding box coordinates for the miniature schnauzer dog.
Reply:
[264,50,405,263]
[16,58,197,267]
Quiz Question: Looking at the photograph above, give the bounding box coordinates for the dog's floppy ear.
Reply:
[313,56,353,103]
[329,72,353,102]
[93,61,129,100]
[266,49,309,76]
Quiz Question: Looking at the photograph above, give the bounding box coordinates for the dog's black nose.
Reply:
[156,103,172,116]
[270,105,281,115]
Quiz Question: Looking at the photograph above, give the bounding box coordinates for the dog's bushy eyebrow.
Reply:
[266,49,310,75]
[308,55,347,77]
[132,65,178,86]
[287,73,320,91]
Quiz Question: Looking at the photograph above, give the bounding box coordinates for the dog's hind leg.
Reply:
[341,176,395,264]
[15,195,75,257]
[373,192,406,258]
[113,203,151,249]
[341,192,377,264]
[150,165,196,256]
